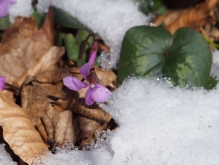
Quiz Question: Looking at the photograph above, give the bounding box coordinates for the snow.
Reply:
[0,144,17,165]
[35,50,219,165]
[8,0,32,22]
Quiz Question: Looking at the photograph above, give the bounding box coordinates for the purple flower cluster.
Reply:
[63,59,111,106]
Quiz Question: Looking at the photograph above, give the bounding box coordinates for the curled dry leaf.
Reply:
[22,70,76,145]
[155,0,218,34]
[0,90,48,164]
[15,46,65,87]
[76,116,106,147]
[54,99,112,123]
[98,41,110,52]
[55,110,76,145]
[73,102,112,123]
[0,7,64,87]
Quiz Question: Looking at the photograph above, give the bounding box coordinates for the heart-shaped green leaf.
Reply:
[118,26,212,88]
[118,26,172,84]
[163,28,212,87]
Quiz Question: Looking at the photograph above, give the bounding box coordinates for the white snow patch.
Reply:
[0,144,17,165]
[38,52,219,164]
[36,0,150,69]
[211,49,219,78]
[8,0,32,22]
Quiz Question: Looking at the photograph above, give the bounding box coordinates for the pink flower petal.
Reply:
[0,2,10,18]
[0,76,6,91]
[90,84,111,103]
[85,87,94,105]
[63,76,88,91]
[80,60,92,79]
[0,0,16,3]
[0,0,16,18]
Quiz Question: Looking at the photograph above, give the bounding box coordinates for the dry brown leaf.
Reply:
[98,42,110,52]
[155,0,218,34]
[0,90,48,164]
[155,10,182,27]
[0,7,60,86]
[76,116,103,147]
[55,110,76,145]
[15,46,65,87]
[21,70,77,146]
[37,119,48,142]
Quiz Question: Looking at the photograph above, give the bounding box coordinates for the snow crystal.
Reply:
[36,0,150,69]
[0,144,17,165]
[38,52,219,165]
[8,0,32,22]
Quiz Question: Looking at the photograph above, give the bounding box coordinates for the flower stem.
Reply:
[79,34,97,60]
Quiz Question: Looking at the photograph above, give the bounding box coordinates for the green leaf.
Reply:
[163,28,212,87]
[76,59,86,67]
[75,30,93,46]
[64,33,79,61]
[75,30,94,60]
[64,30,94,62]
[31,6,45,29]
[134,0,167,15]
[0,15,11,30]
[204,76,217,90]
[118,26,172,84]
[53,7,91,32]
[57,32,66,46]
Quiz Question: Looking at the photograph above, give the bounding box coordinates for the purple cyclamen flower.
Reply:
[63,59,111,106]
[0,76,6,90]
[0,0,16,18]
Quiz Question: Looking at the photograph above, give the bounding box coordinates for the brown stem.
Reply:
[79,34,96,60]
